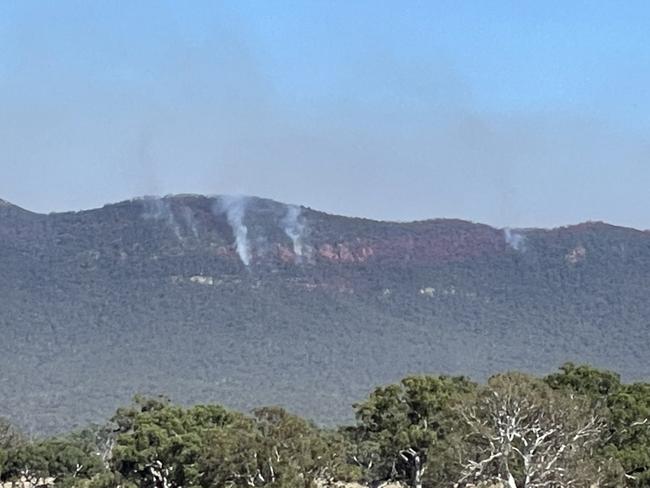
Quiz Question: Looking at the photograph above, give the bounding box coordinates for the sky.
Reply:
[1,1,650,228]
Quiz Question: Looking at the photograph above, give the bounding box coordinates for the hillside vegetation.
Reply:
[1,195,650,434]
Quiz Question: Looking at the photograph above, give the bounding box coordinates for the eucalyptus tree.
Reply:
[455,373,623,488]
[352,375,476,488]
[546,363,650,486]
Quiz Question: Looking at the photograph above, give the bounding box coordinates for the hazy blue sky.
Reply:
[2,1,650,228]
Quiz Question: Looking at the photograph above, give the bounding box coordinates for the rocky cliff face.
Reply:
[2,195,650,434]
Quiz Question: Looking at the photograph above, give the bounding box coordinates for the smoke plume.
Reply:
[281,205,305,257]
[504,228,526,251]
[180,205,199,239]
[215,195,251,266]
[141,196,182,240]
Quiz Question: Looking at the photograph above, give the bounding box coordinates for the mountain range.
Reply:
[1,194,649,435]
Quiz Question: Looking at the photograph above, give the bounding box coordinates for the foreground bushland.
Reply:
[1,363,649,488]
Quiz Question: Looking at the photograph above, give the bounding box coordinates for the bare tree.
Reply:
[455,374,615,488]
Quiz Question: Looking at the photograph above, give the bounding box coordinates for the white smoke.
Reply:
[141,196,182,240]
[504,228,526,251]
[180,205,199,239]
[281,204,305,257]
[215,195,251,266]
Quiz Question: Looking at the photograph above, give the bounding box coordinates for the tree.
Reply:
[199,406,343,487]
[1,433,105,486]
[606,383,650,486]
[338,424,382,484]
[109,397,342,488]
[110,396,239,488]
[455,373,622,488]
[546,363,650,486]
[352,375,476,487]
[545,362,622,398]
[250,406,341,485]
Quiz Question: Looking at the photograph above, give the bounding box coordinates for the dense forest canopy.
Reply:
[1,365,650,488]
[2,196,650,435]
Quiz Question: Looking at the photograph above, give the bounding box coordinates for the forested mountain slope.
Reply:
[1,195,649,434]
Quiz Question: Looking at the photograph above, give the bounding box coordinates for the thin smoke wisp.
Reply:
[141,196,182,240]
[180,205,199,239]
[215,195,251,266]
[504,228,526,251]
[281,205,305,257]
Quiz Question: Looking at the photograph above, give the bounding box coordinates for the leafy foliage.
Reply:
[109,396,238,487]
[1,429,105,486]
[107,398,343,488]
[350,375,476,486]
[546,363,650,486]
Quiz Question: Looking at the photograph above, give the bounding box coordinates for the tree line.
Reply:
[1,363,649,488]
